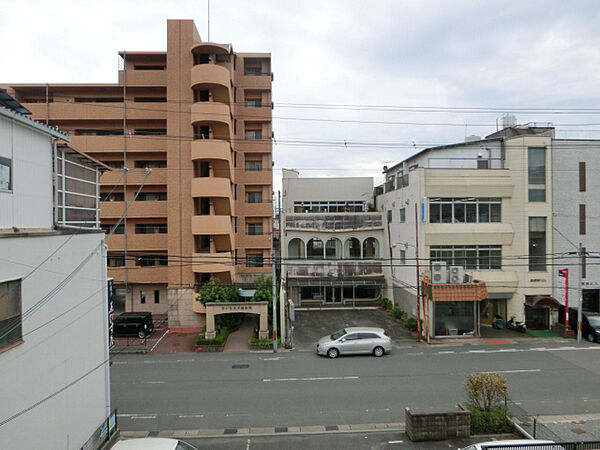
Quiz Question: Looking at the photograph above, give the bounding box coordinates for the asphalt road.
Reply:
[110,341,600,432]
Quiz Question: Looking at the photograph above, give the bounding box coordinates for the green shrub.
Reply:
[465,372,508,411]
[391,306,406,321]
[380,298,393,310]
[248,336,274,349]
[405,317,419,331]
[469,407,512,434]
[196,327,229,346]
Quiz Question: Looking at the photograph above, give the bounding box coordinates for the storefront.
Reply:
[525,295,560,330]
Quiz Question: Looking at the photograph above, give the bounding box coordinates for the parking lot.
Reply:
[292,308,416,351]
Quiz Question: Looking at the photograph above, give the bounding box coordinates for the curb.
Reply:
[120,422,405,439]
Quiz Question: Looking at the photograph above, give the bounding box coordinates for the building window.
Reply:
[138,192,167,201]
[245,160,262,171]
[101,160,124,169]
[429,198,501,223]
[135,224,167,234]
[528,147,546,202]
[135,255,168,267]
[387,210,392,223]
[140,290,146,304]
[246,222,263,235]
[107,255,125,267]
[245,129,262,140]
[0,157,12,190]
[579,162,586,192]
[400,208,406,223]
[101,224,124,235]
[103,192,124,202]
[580,204,586,235]
[399,250,406,264]
[528,217,547,271]
[293,200,364,213]
[307,239,324,259]
[135,161,167,169]
[0,279,22,350]
[430,245,502,270]
[154,290,160,304]
[325,238,342,259]
[363,238,380,259]
[247,253,264,267]
[246,191,262,203]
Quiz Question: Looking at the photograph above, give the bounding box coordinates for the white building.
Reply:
[376,122,561,337]
[281,169,388,308]
[0,94,113,450]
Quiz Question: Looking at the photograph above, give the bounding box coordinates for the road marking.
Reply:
[131,415,156,420]
[143,381,165,384]
[143,360,160,364]
[176,359,195,363]
[262,357,284,360]
[438,351,455,354]
[388,440,404,444]
[263,376,359,382]
[408,352,424,356]
[484,369,541,374]
[149,329,169,352]
[246,439,251,450]
[178,414,204,418]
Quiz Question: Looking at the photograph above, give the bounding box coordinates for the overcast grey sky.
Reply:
[3,0,600,190]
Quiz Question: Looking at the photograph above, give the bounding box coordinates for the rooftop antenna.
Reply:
[207,0,210,41]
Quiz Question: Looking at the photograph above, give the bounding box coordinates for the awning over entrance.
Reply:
[525,295,561,309]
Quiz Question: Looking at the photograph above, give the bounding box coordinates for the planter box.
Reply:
[551,325,575,338]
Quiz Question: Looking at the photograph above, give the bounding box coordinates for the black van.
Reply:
[113,312,154,338]
[562,308,600,343]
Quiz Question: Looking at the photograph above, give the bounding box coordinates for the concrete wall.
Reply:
[0,232,109,450]
[405,407,471,441]
[0,113,53,230]
[552,140,600,310]
[126,285,169,315]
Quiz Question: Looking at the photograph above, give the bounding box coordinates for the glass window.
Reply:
[325,238,341,259]
[345,238,361,258]
[434,301,475,336]
[400,208,406,223]
[453,202,465,223]
[399,250,406,264]
[430,245,502,270]
[363,238,380,259]
[529,217,546,271]
[245,130,262,140]
[441,203,452,223]
[528,189,546,202]
[246,222,263,235]
[0,279,21,350]
[429,202,440,223]
[247,253,263,267]
[245,160,262,171]
[528,147,546,185]
[307,239,324,259]
[246,191,262,203]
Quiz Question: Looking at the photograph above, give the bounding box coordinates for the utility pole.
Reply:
[272,192,278,352]
[415,203,422,342]
[577,243,583,343]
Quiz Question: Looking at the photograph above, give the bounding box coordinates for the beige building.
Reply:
[2,19,273,328]
[376,122,556,337]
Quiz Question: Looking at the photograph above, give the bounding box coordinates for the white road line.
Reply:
[131,415,156,420]
[484,369,541,374]
[408,352,424,356]
[263,376,359,382]
[178,414,204,418]
[388,440,404,444]
[143,360,161,364]
[176,359,195,363]
[262,357,284,360]
[246,439,251,450]
[438,351,455,354]
[149,329,170,352]
[142,381,165,384]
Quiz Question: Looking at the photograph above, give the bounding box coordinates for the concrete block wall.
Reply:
[405,407,471,441]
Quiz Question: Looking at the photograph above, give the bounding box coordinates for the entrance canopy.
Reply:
[526,295,560,309]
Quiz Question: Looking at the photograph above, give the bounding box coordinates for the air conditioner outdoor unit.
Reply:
[464,273,474,283]
[431,261,447,284]
[449,266,464,284]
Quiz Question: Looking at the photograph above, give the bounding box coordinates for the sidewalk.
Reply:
[516,413,600,442]
[223,315,256,352]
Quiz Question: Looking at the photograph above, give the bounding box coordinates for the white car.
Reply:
[316,327,392,358]
[112,437,198,450]
[461,439,563,450]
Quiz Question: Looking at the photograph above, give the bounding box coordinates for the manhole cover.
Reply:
[232,364,249,369]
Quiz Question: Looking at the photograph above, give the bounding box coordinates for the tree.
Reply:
[251,274,272,303]
[464,372,508,412]
[196,278,237,305]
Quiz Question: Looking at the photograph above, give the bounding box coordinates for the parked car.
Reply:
[113,312,154,339]
[112,437,197,450]
[460,439,562,449]
[316,327,392,358]
[583,312,600,343]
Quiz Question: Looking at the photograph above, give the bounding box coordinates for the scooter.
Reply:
[506,316,527,333]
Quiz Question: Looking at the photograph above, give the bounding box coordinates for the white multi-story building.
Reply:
[0,93,113,449]
[376,121,562,337]
[281,169,388,308]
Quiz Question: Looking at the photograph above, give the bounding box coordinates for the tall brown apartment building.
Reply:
[3,20,273,328]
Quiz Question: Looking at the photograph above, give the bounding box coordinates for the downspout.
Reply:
[52,138,59,228]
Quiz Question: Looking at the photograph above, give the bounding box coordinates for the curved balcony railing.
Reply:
[190,102,231,131]
[190,63,231,89]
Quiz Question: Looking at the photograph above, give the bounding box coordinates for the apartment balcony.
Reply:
[240,73,272,89]
[118,69,167,85]
[23,101,165,121]
[190,102,231,131]
[190,64,231,90]
[191,139,232,178]
[237,105,271,120]
[237,201,273,217]
[101,167,167,186]
[100,201,167,219]
[285,213,384,232]
[191,177,232,201]
[238,169,271,185]
[191,215,233,237]
[108,265,168,284]
[69,135,166,153]
[105,233,168,251]
[191,251,234,276]
[287,260,383,278]
[232,139,272,153]
[237,234,270,248]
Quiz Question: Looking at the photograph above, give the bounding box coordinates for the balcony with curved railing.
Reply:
[190,140,232,179]
[190,63,231,91]
[190,102,231,131]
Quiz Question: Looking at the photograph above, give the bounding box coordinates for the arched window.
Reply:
[307,238,324,259]
[288,238,305,258]
[363,238,380,259]
[325,238,342,259]
[344,238,361,259]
